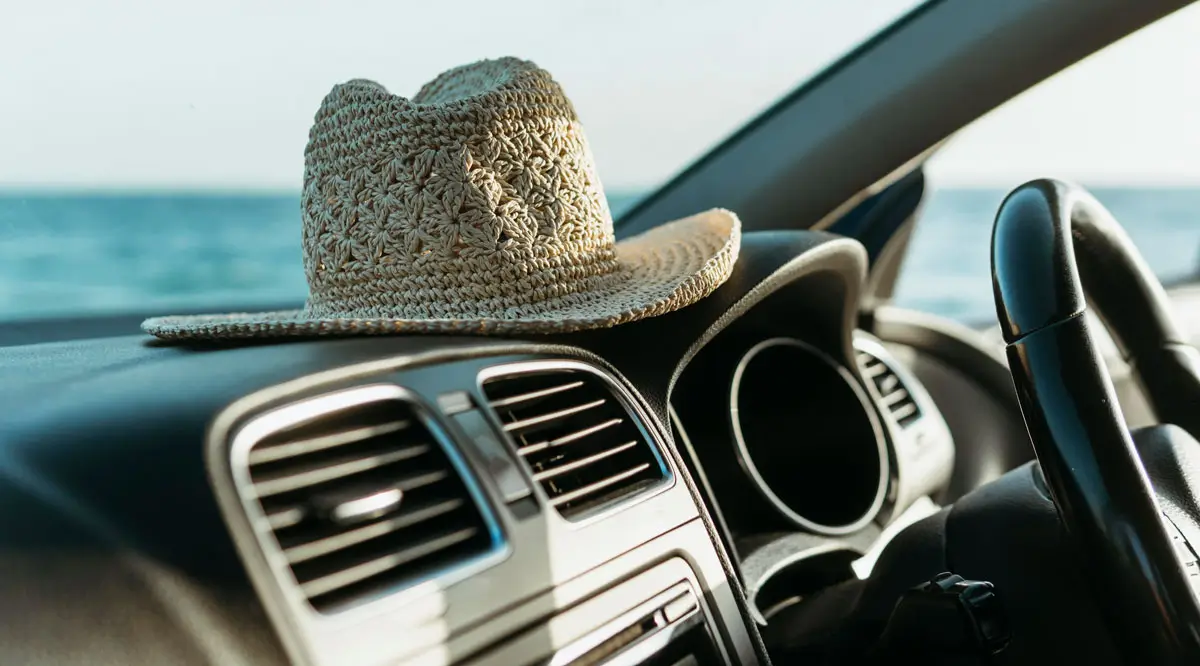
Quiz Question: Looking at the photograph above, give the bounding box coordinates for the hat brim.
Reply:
[142,209,740,340]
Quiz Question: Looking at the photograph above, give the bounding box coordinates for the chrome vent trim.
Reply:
[856,344,921,427]
[229,384,505,615]
[480,361,671,520]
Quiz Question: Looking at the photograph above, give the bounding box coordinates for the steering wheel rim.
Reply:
[991,178,1200,663]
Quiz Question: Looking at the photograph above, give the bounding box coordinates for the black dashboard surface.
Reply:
[0,229,876,665]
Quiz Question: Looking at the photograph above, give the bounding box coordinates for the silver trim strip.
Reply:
[488,380,584,409]
[880,387,910,408]
[607,614,704,666]
[545,582,701,666]
[248,419,411,465]
[502,398,607,433]
[891,402,918,422]
[285,498,463,564]
[533,441,638,482]
[251,444,431,498]
[549,463,653,508]
[519,418,625,456]
[861,361,888,379]
[300,526,479,598]
[746,541,857,626]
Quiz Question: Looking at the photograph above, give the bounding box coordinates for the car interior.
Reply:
[3,0,1200,665]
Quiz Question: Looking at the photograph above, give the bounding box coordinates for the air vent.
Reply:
[240,388,499,613]
[857,350,921,427]
[482,367,667,519]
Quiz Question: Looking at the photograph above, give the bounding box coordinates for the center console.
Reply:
[206,349,760,666]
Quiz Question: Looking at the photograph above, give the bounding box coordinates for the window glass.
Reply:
[893,3,1200,323]
[0,0,922,321]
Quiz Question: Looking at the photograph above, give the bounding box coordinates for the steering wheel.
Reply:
[992,179,1200,663]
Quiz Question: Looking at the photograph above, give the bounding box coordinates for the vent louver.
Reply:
[242,391,497,613]
[483,368,667,519]
[857,350,921,427]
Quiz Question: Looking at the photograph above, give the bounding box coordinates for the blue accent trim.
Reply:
[417,401,509,555]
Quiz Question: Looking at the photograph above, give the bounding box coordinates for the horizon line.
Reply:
[4,180,1200,196]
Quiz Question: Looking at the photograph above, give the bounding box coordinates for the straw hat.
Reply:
[143,58,741,340]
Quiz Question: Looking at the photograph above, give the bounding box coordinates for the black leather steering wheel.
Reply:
[992,179,1200,663]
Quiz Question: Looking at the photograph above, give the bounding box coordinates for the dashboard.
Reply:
[0,229,1037,665]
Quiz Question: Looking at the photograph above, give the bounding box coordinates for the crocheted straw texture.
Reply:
[143,58,741,340]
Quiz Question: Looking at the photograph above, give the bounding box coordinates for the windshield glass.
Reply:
[892,2,1200,323]
[0,1,923,322]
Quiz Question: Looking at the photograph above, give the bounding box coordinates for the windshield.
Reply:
[891,2,1200,323]
[0,1,923,322]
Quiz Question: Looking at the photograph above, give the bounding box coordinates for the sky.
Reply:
[2,0,1199,191]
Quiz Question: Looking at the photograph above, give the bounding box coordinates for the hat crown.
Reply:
[140,57,742,340]
[299,58,619,318]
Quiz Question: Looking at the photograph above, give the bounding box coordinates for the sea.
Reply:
[0,188,1197,325]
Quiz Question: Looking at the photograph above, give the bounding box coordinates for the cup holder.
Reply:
[750,547,860,624]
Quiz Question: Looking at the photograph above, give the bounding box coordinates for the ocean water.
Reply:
[893,188,1200,322]
[0,189,1197,324]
